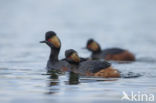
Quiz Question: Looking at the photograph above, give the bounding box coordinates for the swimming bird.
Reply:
[40,31,69,72]
[86,39,135,61]
[65,49,120,78]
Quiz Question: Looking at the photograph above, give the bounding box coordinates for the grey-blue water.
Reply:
[0,0,156,103]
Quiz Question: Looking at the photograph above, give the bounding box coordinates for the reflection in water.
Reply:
[46,71,59,95]
[120,72,142,78]
[69,72,79,85]
[48,70,59,80]
[48,75,59,87]
[46,71,80,95]
[80,77,119,82]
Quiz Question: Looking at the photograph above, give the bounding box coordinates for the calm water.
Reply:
[0,0,156,103]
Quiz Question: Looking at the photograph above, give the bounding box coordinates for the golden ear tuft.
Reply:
[89,42,99,51]
[71,53,80,62]
[48,36,61,48]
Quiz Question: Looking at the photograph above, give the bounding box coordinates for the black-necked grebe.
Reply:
[86,39,135,61]
[40,31,69,72]
[65,49,120,78]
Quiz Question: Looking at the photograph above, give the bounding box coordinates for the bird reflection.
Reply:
[48,70,59,79]
[69,71,80,85]
[46,70,59,95]
[48,75,59,86]
[46,70,80,95]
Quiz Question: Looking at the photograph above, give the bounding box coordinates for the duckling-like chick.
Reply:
[40,31,69,72]
[86,39,135,61]
[65,49,120,78]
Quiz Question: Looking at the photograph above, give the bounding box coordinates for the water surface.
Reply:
[0,0,156,103]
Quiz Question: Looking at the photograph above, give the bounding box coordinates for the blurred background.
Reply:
[0,0,156,103]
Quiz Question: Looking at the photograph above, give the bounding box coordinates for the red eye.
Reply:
[48,39,51,42]
[87,44,91,48]
[68,56,72,59]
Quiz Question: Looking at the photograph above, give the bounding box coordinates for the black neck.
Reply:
[49,47,60,63]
